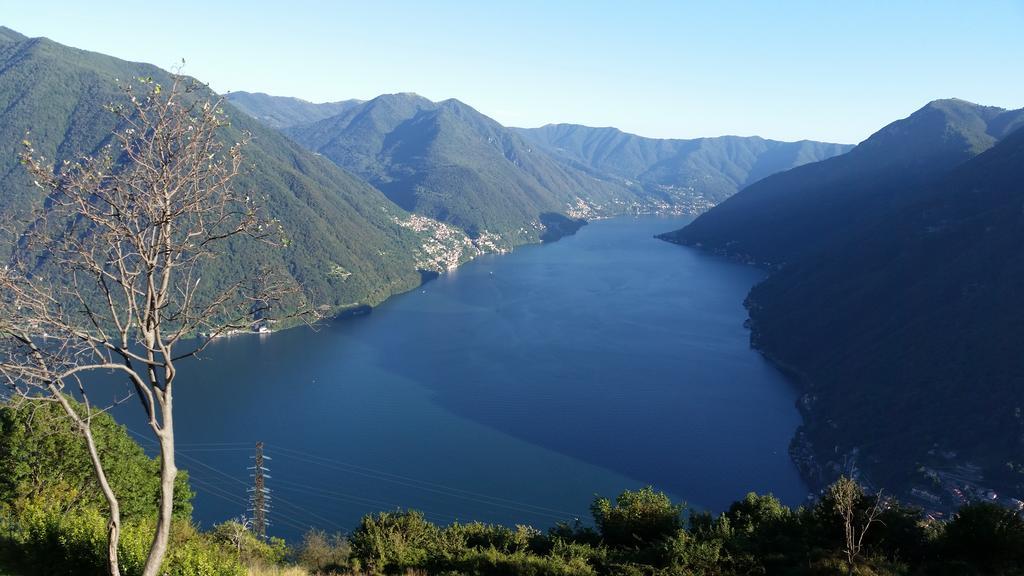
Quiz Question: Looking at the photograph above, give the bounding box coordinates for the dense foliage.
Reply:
[0,401,193,522]
[298,487,1024,576]
[0,400,265,575]
[0,29,430,321]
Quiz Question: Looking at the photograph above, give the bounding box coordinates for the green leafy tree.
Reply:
[724,492,790,536]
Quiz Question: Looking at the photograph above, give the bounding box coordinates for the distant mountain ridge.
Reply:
[225,91,363,129]
[515,123,853,210]
[219,92,851,248]
[283,93,656,248]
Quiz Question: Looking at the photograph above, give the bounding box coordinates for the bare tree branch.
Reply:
[0,74,315,576]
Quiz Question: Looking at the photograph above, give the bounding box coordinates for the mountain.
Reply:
[515,124,852,211]
[283,94,654,248]
[661,100,1024,266]
[658,99,1024,506]
[224,91,363,129]
[0,30,467,316]
[747,126,1024,506]
[273,97,851,249]
[0,26,26,44]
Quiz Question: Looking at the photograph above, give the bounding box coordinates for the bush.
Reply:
[0,500,245,576]
[444,522,544,555]
[941,501,1024,573]
[591,487,683,549]
[662,529,726,575]
[211,520,289,567]
[296,528,350,574]
[350,510,440,574]
[443,546,597,576]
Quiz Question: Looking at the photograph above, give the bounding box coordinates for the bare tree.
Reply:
[829,476,885,574]
[0,75,309,576]
[219,516,254,555]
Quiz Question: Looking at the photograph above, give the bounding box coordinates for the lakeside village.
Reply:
[791,430,1024,522]
[909,454,1024,520]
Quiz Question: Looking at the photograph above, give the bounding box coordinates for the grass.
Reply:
[248,565,310,576]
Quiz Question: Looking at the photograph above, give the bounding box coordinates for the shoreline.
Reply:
[654,234,821,499]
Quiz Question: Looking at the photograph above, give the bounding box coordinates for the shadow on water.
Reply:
[358,216,807,505]
[105,215,806,540]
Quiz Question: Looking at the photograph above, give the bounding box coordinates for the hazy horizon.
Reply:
[5,1,1024,145]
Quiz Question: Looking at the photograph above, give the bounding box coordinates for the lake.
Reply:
[114,215,807,540]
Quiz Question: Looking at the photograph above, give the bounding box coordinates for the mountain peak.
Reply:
[542,123,625,136]
[918,97,1005,121]
[438,97,483,110]
[373,92,432,104]
[436,98,484,116]
[851,98,1014,161]
[923,97,990,109]
[665,96,1023,267]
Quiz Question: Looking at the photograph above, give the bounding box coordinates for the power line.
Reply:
[188,475,318,534]
[182,439,586,520]
[124,427,586,530]
[266,444,586,520]
[270,478,458,525]
[168,443,349,532]
[127,429,335,533]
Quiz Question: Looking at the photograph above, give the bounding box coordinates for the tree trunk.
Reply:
[141,398,176,576]
[83,424,123,576]
[52,391,123,576]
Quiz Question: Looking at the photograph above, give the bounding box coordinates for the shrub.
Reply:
[0,400,193,521]
[350,510,439,574]
[941,501,1024,573]
[0,501,245,576]
[296,528,350,574]
[591,487,683,548]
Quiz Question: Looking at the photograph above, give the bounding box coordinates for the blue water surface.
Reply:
[114,215,806,540]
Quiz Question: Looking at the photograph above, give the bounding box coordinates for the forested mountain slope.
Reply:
[284,94,658,248]
[0,29,448,316]
[516,123,852,211]
[746,127,1024,505]
[658,98,1024,507]
[661,99,1024,266]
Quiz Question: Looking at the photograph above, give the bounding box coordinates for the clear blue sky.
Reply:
[5,0,1023,143]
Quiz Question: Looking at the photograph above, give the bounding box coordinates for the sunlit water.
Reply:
[112,215,806,540]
